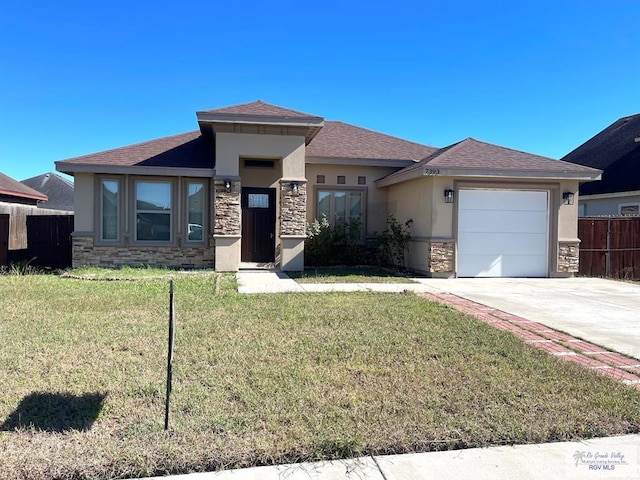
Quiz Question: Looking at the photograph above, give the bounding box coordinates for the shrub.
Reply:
[375,217,413,269]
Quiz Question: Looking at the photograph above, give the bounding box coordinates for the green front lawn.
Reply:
[0,272,639,480]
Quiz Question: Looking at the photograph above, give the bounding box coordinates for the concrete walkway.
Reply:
[236,270,433,294]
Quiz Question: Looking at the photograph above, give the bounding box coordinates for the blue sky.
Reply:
[1,0,638,181]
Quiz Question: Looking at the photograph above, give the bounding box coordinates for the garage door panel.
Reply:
[459,190,548,211]
[458,210,548,234]
[457,189,548,278]
[457,254,548,277]
[458,232,547,255]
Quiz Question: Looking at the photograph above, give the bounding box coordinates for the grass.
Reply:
[287,266,416,283]
[0,272,639,479]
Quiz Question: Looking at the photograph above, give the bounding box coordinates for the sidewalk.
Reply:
[141,434,640,479]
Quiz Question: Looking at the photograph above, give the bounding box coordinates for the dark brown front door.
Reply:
[241,187,276,262]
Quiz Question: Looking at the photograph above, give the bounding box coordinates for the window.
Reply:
[317,189,364,240]
[316,175,325,184]
[619,203,640,216]
[100,179,119,241]
[248,193,269,208]
[136,181,172,242]
[358,176,366,185]
[337,175,346,185]
[243,159,275,168]
[187,182,205,242]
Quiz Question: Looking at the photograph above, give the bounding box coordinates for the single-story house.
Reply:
[55,101,601,277]
[561,113,640,216]
[21,172,74,212]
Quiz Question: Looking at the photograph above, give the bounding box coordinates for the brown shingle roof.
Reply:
[56,131,212,169]
[199,100,318,118]
[421,138,600,173]
[0,172,48,201]
[306,121,437,161]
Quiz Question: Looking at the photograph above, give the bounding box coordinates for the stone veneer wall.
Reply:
[72,235,215,268]
[214,181,241,235]
[558,242,579,273]
[428,241,454,273]
[280,181,306,236]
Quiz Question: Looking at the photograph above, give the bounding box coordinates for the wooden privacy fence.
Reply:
[0,203,72,250]
[26,215,74,269]
[0,214,8,266]
[578,217,640,279]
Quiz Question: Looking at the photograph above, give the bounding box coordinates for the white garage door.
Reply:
[457,189,548,277]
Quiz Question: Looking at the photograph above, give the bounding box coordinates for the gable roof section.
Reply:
[56,131,214,176]
[377,138,601,187]
[0,172,48,202]
[196,100,324,144]
[560,114,640,195]
[21,172,74,211]
[306,121,438,166]
[200,100,317,118]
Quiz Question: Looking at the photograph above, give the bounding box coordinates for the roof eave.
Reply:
[55,162,215,178]
[376,168,602,188]
[196,111,325,144]
[579,189,640,200]
[0,189,48,202]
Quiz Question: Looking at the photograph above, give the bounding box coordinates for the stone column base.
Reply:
[428,241,454,274]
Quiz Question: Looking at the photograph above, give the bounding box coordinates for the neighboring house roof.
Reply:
[56,131,214,176]
[21,172,74,211]
[377,138,601,187]
[0,172,48,202]
[560,114,640,196]
[306,121,437,164]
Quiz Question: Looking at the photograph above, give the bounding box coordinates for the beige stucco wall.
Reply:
[73,172,94,232]
[386,177,433,237]
[215,132,306,179]
[305,164,398,236]
[557,180,581,241]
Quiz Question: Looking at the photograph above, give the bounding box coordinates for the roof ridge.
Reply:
[466,137,555,161]
[324,120,437,150]
[200,100,319,118]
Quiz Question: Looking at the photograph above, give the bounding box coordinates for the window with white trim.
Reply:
[619,203,640,216]
[100,179,120,241]
[135,181,172,242]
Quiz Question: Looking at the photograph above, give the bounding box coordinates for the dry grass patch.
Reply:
[0,274,639,479]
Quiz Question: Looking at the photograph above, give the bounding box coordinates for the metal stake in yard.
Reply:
[165,279,175,431]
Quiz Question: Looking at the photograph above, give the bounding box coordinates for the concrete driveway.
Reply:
[414,277,640,360]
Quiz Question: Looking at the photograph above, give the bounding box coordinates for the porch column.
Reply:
[280,179,306,271]
[213,177,241,271]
